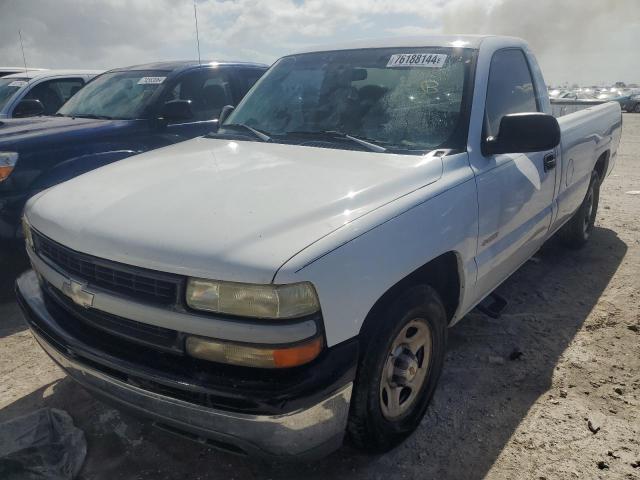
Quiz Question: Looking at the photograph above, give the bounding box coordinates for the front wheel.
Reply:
[347,285,447,452]
[558,170,600,249]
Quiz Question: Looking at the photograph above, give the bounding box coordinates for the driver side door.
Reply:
[473,48,558,299]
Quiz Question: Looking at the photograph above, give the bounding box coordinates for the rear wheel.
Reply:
[634,103,640,113]
[347,285,447,452]
[558,170,600,249]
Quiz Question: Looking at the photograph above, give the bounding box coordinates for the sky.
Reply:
[0,0,638,86]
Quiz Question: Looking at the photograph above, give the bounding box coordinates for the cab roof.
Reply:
[294,35,517,54]
[111,60,269,74]
[0,67,47,73]
[2,69,102,80]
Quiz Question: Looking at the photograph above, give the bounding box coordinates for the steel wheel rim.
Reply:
[583,186,594,235]
[379,318,432,420]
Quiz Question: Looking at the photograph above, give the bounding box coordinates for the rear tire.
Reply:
[347,285,447,452]
[634,103,640,113]
[558,170,600,249]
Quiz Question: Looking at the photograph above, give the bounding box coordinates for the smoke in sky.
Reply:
[0,0,638,85]
[442,0,640,85]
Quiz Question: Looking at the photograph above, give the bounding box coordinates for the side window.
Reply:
[24,78,85,115]
[164,70,233,122]
[55,78,85,102]
[484,49,538,139]
[233,68,265,100]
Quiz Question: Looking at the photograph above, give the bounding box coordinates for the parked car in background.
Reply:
[596,90,640,112]
[0,70,101,119]
[551,87,639,116]
[17,35,621,459]
[621,93,640,113]
[0,67,47,78]
[0,60,267,243]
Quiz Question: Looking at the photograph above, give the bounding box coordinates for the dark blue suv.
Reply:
[0,60,267,243]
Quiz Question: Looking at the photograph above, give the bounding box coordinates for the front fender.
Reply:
[274,153,479,347]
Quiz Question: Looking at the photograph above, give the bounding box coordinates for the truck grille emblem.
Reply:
[62,279,95,308]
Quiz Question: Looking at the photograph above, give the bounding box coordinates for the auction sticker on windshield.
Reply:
[7,81,28,87]
[387,54,447,68]
[137,76,166,85]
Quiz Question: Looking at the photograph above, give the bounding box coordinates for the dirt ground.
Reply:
[1,114,639,480]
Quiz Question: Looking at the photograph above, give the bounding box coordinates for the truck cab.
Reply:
[0,70,101,119]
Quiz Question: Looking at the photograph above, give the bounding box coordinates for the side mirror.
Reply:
[160,99,193,121]
[13,99,45,118]
[219,105,235,125]
[483,113,560,156]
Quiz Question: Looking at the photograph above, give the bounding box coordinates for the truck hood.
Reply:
[0,115,130,145]
[27,136,444,283]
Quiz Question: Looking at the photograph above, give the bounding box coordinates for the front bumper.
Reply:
[16,270,354,459]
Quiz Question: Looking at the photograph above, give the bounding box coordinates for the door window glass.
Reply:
[24,78,85,115]
[484,49,538,139]
[0,77,27,110]
[234,68,265,99]
[165,70,233,121]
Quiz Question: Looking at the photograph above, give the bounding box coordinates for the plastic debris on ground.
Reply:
[0,408,86,480]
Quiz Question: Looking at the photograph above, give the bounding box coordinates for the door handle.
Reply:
[543,153,556,172]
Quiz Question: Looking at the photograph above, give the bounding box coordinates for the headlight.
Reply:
[186,278,320,319]
[21,215,34,250]
[0,152,18,182]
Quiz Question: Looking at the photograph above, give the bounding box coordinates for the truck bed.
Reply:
[552,101,622,231]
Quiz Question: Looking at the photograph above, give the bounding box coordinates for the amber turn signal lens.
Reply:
[273,336,324,368]
[0,152,18,182]
[0,165,14,182]
[185,335,324,368]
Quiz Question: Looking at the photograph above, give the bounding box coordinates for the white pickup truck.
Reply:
[17,35,622,459]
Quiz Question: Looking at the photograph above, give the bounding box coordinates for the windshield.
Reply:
[58,70,169,120]
[0,77,28,110]
[225,47,474,153]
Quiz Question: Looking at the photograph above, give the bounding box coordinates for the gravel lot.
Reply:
[1,114,639,480]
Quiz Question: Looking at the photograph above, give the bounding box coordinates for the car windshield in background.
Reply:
[224,47,474,154]
[57,70,169,120]
[0,77,28,110]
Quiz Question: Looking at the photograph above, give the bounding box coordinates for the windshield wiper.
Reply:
[219,123,271,142]
[70,114,114,120]
[284,130,387,153]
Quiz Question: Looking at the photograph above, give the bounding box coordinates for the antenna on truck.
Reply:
[18,30,29,76]
[193,0,202,66]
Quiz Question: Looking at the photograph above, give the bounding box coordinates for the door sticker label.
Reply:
[137,76,166,85]
[386,54,448,68]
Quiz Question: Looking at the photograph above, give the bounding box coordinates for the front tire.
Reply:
[559,170,600,249]
[347,285,447,452]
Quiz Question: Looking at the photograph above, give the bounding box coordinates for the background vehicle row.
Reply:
[0,60,267,244]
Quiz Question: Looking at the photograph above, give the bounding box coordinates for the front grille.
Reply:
[44,281,183,354]
[32,230,182,306]
[36,287,267,413]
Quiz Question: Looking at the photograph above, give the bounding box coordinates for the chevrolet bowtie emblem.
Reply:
[62,279,95,308]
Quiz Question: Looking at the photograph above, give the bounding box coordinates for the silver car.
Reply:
[0,69,102,119]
